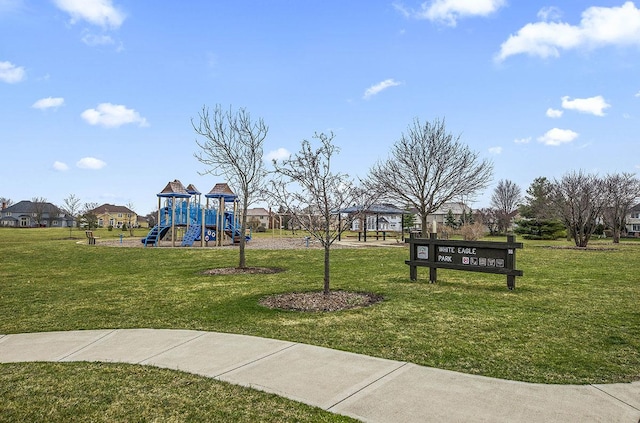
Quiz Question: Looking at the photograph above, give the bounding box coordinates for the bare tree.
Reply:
[145,211,157,228]
[62,194,81,238]
[126,202,136,236]
[193,105,268,269]
[551,171,607,248]
[602,172,640,243]
[476,207,500,236]
[0,197,13,208]
[490,179,522,234]
[81,202,99,229]
[368,118,493,237]
[270,132,371,295]
[31,197,48,227]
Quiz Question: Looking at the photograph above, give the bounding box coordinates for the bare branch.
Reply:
[490,179,522,233]
[551,171,608,247]
[602,172,640,243]
[368,118,493,236]
[193,104,269,268]
[269,132,374,294]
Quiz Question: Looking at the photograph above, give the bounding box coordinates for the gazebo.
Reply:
[338,203,406,241]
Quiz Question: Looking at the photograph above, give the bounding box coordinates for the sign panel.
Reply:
[405,235,523,290]
[435,245,508,268]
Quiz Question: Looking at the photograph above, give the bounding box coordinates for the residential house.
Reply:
[137,215,150,229]
[89,204,138,228]
[246,207,271,230]
[625,203,640,237]
[408,202,472,232]
[0,200,73,228]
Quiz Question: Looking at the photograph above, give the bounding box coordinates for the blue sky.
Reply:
[2,0,639,215]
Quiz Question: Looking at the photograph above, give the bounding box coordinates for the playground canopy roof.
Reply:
[206,183,237,201]
[338,203,405,215]
[158,180,191,198]
[186,184,201,195]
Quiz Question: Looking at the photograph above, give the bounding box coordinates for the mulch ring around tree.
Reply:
[201,267,285,275]
[260,291,384,312]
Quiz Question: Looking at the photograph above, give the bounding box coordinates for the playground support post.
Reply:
[201,202,205,247]
[217,197,224,246]
[171,198,176,247]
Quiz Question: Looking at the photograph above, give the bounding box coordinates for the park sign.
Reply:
[406,234,523,290]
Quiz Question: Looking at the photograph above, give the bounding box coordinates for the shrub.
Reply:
[514,218,565,240]
[458,222,487,240]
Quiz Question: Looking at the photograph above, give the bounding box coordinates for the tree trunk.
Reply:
[323,243,330,295]
[420,213,429,238]
[576,230,590,248]
[613,229,621,244]
[238,197,248,269]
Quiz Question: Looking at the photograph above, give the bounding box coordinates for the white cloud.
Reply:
[81,103,148,128]
[53,0,125,29]
[0,60,25,83]
[561,95,610,116]
[496,2,640,61]
[537,6,562,22]
[546,108,563,118]
[53,161,69,171]
[32,97,65,110]
[635,91,640,97]
[537,128,579,146]
[82,32,114,46]
[396,0,506,26]
[363,79,402,99]
[488,146,502,154]
[514,137,531,144]
[77,157,106,170]
[265,147,290,162]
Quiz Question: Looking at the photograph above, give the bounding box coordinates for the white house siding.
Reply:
[626,204,640,236]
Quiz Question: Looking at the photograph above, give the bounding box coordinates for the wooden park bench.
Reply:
[85,230,99,245]
[358,231,388,241]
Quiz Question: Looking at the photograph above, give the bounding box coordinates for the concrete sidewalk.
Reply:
[1,329,638,422]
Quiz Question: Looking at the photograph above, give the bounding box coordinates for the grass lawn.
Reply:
[0,362,356,423]
[1,228,639,419]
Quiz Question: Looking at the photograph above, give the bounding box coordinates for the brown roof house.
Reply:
[246,207,271,230]
[89,204,138,228]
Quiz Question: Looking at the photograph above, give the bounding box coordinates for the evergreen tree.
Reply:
[402,211,416,231]
[466,209,475,225]
[514,218,565,240]
[445,209,458,229]
[519,177,554,220]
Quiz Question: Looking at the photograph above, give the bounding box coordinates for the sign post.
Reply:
[406,234,523,289]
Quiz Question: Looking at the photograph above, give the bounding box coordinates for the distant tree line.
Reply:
[477,172,640,248]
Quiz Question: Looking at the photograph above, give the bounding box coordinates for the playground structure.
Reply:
[141,180,250,247]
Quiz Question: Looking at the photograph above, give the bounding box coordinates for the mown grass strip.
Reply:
[0,362,357,423]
